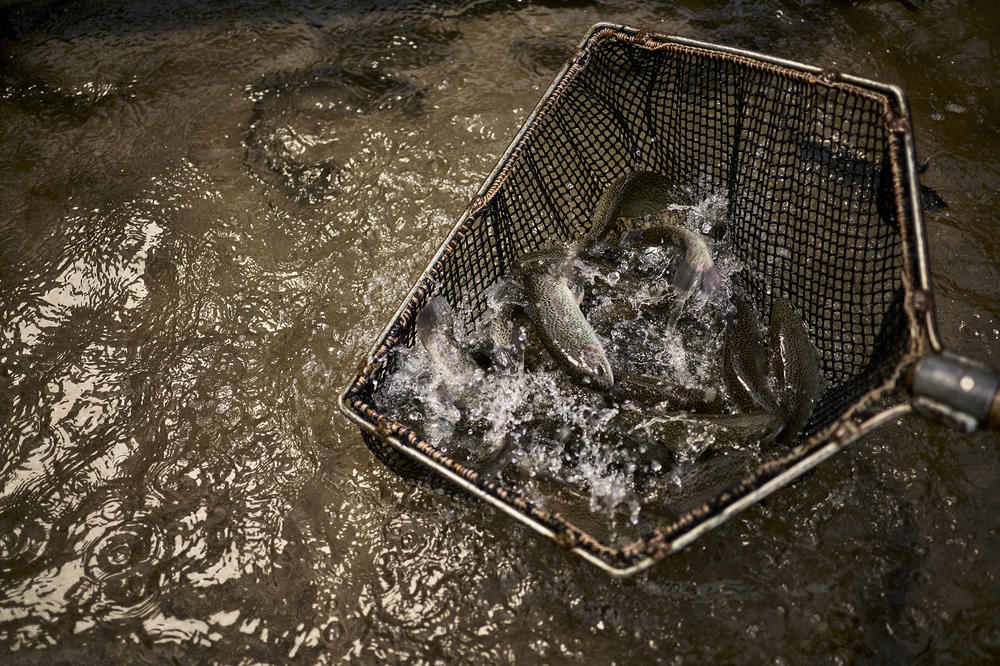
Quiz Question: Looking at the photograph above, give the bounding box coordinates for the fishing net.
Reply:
[340,24,934,574]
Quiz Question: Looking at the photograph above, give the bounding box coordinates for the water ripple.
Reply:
[0,510,55,578]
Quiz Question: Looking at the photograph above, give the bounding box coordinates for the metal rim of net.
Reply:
[339,23,939,576]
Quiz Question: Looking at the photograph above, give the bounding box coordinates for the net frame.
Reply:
[339,24,939,576]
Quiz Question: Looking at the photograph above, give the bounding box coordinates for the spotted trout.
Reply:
[614,404,784,464]
[767,297,822,444]
[416,295,480,382]
[721,293,780,413]
[610,372,723,412]
[515,249,614,391]
[586,170,722,294]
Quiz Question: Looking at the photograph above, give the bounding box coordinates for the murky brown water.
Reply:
[1,0,998,662]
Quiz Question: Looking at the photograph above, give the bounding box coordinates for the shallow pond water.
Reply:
[1,0,999,662]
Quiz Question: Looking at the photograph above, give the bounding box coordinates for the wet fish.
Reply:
[696,411,786,447]
[244,65,424,203]
[487,305,529,372]
[917,159,948,211]
[586,170,721,293]
[497,461,623,539]
[721,293,780,413]
[624,218,723,293]
[621,409,785,464]
[510,36,573,76]
[415,295,480,382]
[920,183,947,212]
[587,171,685,244]
[515,249,614,391]
[767,297,822,444]
[611,372,723,413]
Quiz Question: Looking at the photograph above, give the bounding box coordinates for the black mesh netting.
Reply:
[342,26,924,570]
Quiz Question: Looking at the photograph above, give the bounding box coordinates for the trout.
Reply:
[515,249,614,391]
[721,293,780,413]
[416,295,480,382]
[586,170,722,294]
[767,297,822,444]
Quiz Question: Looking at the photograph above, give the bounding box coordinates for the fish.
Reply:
[624,217,723,293]
[920,183,947,212]
[415,295,480,383]
[587,171,686,245]
[585,170,721,294]
[917,159,948,211]
[244,65,424,203]
[766,297,822,444]
[514,249,614,391]
[620,409,785,464]
[497,460,631,539]
[695,411,786,448]
[721,293,781,413]
[610,372,724,413]
[486,302,529,373]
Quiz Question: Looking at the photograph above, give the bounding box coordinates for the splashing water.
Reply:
[377,189,766,542]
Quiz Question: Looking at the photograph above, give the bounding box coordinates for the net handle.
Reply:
[907,352,1000,432]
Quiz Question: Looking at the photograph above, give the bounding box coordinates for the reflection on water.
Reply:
[1,0,999,662]
[244,65,425,203]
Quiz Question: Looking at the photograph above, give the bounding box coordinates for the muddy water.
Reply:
[1,0,998,662]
